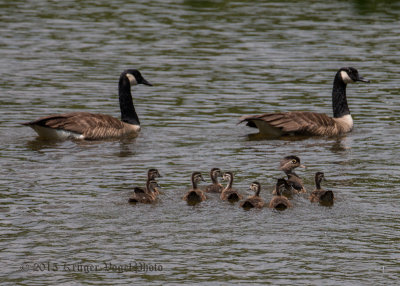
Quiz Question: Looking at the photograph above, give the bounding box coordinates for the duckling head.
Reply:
[280,155,306,172]
[148,168,162,180]
[250,182,261,193]
[222,172,234,182]
[191,172,205,184]
[210,168,222,182]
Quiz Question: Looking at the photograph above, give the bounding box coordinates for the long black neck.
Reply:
[119,76,140,125]
[332,72,350,118]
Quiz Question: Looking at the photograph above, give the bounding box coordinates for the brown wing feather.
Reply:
[24,112,137,139]
[240,112,347,136]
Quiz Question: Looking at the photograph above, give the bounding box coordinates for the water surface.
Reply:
[1,1,400,285]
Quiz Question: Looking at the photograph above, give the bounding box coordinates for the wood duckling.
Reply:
[183,172,207,205]
[240,181,265,209]
[309,172,334,206]
[147,168,162,195]
[279,155,307,193]
[269,179,293,210]
[204,168,224,193]
[128,180,160,204]
[272,177,294,198]
[220,172,243,203]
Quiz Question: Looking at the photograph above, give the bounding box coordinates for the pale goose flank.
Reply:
[239,67,369,137]
[23,69,152,140]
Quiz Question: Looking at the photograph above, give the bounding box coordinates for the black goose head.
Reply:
[280,155,306,172]
[338,67,369,84]
[147,168,161,180]
[122,69,153,86]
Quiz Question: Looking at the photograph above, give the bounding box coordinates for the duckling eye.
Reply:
[291,159,297,164]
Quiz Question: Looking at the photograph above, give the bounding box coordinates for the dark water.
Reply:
[1,1,400,285]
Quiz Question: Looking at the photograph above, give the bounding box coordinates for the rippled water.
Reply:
[1,0,400,285]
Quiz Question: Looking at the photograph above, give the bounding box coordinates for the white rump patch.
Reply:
[126,73,137,86]
[31,125,85,140]
[340,71,354,84]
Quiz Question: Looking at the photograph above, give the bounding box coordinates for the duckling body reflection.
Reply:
[240,182,265,209]
[129,180,159,204]
[220,172,243,203]
[269,179,293,210]
[204,168,224,193]
[279,155,306,194]
[309,172,334,206]
[183,172,207,205]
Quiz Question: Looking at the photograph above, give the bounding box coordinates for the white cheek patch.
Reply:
[126,73,138,85]
[340,71,354,84]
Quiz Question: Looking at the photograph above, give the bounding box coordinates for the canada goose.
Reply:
[183,172,207,205]
[220,172,243,203]
[23,69,152,140]
[240,181,265,209]
[279,155,307,193]
[309,172,334,206]
[147,168,162,195]
[239,67,369,137]
[269,179,293,210]
[204,168,224,193]
[128,180,160,204]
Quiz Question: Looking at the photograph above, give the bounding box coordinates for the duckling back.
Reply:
[183,189,206,205]
[268,196,292,210]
